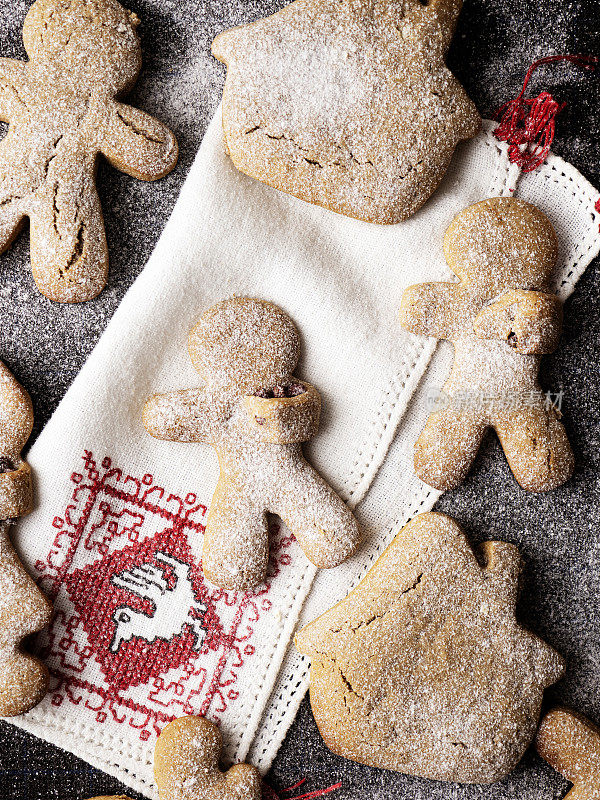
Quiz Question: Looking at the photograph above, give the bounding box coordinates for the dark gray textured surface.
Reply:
[0,0,598,798]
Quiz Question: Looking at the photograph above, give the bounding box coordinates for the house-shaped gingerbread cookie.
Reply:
[295,512,565,784]
[212,0,480,224]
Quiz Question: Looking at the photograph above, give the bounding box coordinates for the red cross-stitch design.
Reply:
[64,528,223,691]
[34,451,294,741]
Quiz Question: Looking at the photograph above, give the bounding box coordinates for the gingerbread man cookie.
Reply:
[295,512,565,784]
[399,197,574,492]
[537,708,600,799]
[212,0,480,224]
[0,0,178,303]
[143,297,361,590]
[0,361,52,716]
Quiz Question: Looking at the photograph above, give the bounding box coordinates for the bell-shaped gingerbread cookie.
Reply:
[399,197,574,491]
[0,0,178,302]
[212,0,480,224]
[295,512,565,784]
[143,297,361,590]
[537,708,600,800]
[0,361,52,716]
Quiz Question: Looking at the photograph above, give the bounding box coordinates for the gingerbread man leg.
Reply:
[414,405,488,491]
[0,520,52,716]
[29,181,108,303]
[202,479,269,590]
[273,457,360,569]
[493,401,574,492]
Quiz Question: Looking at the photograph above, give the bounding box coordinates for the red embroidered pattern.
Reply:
[34,451,293,741]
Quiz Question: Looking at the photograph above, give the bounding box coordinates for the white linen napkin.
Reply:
[7,108,600,798]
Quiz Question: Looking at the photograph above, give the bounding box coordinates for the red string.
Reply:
[285,784,342,800]
[493,54,598,173]
[262,778,342,800]
[285,779,308,791]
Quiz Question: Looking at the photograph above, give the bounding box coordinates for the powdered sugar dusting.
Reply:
[143,297,360,590]
[295,512,565,783]
[153,715,262,800]
[0,0,178,302]
[400,198,574,492]
[213,0,481,223]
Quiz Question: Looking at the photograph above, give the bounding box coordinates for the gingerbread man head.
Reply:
[23,0,141,95]
[188,297,301,396]
[154,716,262,800]
[443,197,558,294]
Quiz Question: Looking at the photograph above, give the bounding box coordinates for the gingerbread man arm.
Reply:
[474,290,563,354]
[0,58,28,123]
[143,388,223,444]
[99,102,178,181]
[399,282,477,340]
[0,361,34,519]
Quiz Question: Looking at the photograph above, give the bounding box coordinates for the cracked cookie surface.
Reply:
[295,512,565,784]
[399,196,574,492]
[212,0,480,224]
[0,0,178,302]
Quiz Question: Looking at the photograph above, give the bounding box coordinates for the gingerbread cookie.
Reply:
[399,197,574,492]
[84,716,262,800]
[143,297,361,590]
[0,0,178,303]
[212,0,480,224]
[0,361,52,716]
[295,512,565,784]
[154,716,262,800]
[536,708,600,799]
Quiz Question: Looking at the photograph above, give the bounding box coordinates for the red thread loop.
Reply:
[263,778,342,800]
[493,54,598,173]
